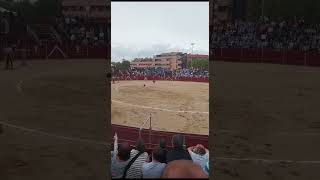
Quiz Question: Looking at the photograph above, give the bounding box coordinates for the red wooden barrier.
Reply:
[214,48,320,67]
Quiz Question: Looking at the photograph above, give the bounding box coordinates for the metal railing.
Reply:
[138,113,152,149]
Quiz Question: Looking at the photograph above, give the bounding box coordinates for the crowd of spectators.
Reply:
[113,67,209,79]
[212,17,320,52]
[111,133,209,178]
[55,16,109,48]
[175,68,209,78]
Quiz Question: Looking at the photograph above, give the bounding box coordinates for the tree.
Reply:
[190,58,208,70]
[111,60,131,70]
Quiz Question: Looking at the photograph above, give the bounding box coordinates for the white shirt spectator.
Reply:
[126,149,148,178]
[142,161,166,178]
[187,145,209,170]
[189,150,209,170]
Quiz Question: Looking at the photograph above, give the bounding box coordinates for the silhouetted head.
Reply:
[152,147,166,162]
[172,134,184,149]
[159,138,166,149]
[135,138,145,152]
[117,142,131,161]
[161,160,208,178]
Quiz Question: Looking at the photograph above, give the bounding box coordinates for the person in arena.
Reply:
[124,138,149,178]
[142,147,166,178]
[161,160,208,178]
[187,144,209,170]
[111,133,131,178]
[2,45,16,70]
[166,134,192,163]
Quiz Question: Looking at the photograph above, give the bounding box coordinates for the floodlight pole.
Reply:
[191,43,195,68]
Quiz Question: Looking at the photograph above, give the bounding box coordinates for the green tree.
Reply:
[190,58,208,70]
[111,60,131,70]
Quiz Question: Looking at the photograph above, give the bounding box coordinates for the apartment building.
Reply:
[130,52,186,71]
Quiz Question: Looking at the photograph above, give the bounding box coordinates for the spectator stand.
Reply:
[111,113,208,155]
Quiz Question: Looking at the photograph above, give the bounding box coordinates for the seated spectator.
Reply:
[166,134,192,163]
[203,160,209,176]
[159,138,167,163]
[111,133,131,178]
[161,160,208,178]
[187,144,209,170]
[142,147,166,178]
[125,138,149,178]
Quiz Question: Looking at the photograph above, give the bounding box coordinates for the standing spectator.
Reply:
[159,138,167,163]
[125,138,149,178]
[187,144,209,170]
[111,133,131,178]
[166,134,192,163]
[142,147,166,178]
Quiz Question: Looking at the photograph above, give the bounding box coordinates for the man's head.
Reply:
[161,160,208,178]
[152,147,165,162]
[159,138,166,149]
[117,142,131,161]
[135,138,145,152]
[172,134,184,149]
[192,144,206,155]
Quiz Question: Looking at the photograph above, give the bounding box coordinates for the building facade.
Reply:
[61,0,110,22]
[130,52,185,71]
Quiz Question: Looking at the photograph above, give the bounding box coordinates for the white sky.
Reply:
[111,2,209,61]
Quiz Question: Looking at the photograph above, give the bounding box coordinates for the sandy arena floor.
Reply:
[111,80,209,135]
[212,61,320,180]
[0,60,108,180]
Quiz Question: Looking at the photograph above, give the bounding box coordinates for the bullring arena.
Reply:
[111,80,209,135]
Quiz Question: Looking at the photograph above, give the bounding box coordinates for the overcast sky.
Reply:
[111,2,209,62]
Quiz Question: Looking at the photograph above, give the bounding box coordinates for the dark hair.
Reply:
[172,134,184,149]
[159,138,166,149]
[193,146,206,155]
[118,142,131,161]
[152,147,166,162]
[135,138,145,152]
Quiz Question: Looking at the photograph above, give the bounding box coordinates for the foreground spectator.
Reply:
[166,134,192,163]
[159,138,167,163]
[111,133,131,178]
[142,147,166,178]
[125,138,149,178]
[203,160,209,176]
[161,160,208,178]
[187,144,209,170]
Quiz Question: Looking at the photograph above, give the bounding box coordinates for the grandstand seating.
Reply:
[31,24,59,42]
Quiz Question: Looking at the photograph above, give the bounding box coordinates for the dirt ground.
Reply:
[0,60,108,180]
[212,61,320,180]
[111,80,209,135]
